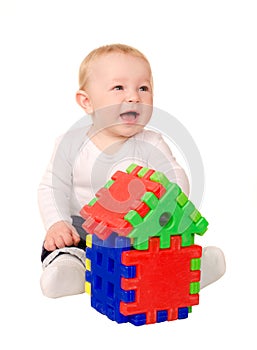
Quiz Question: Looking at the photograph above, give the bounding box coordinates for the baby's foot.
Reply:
[200,246,226,289]
[40,254,85,298]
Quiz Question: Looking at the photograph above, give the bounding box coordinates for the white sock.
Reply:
[40,253,85,298]
[200,246,226,289]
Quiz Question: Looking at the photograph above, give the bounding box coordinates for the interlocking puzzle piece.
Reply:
[86,232,202,325]
[120,235,202,324]
[125,181,208,250]
[80,165,166,240]
[82,164,207,325]
[80,164,208,247]
[85,232,138,323]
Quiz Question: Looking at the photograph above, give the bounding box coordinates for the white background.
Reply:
[1,0,256,348]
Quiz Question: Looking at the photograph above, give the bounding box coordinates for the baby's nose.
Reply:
[126,89,140,103]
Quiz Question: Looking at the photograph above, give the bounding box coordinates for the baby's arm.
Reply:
[155,137,190,195]
[144,131,190,195]
[44,221,80,251]
[38,136,75,239]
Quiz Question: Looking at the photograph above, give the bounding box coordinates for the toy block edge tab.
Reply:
[150,171,170,189]
[126,163,138,174]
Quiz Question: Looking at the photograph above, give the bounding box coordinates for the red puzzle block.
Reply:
[120,236,202,324]
[80,167,166,240]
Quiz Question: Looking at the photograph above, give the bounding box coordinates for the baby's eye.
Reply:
[139,86,149,92]
[113,85,124,91]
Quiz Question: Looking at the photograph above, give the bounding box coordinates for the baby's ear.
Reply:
[76,90,93,114]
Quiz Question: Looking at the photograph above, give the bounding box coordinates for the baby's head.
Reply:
[76,44,154,140]
[78,44,153,92]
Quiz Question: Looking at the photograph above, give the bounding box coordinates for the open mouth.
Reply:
[120,111,139,123]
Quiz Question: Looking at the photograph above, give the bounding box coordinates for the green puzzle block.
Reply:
[191,258,201,271]
[124,181,208,250]
[190,282,200,294]
[150,171,171,189]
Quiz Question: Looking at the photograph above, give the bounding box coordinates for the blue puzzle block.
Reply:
[178,307,189,319]
[157,310,168,323]
[86,233,139,323]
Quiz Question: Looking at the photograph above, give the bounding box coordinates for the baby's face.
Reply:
[85,52,153,138]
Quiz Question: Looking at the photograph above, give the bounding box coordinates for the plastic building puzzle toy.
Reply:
[80,164,208,325]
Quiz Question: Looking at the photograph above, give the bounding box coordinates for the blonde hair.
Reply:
[78,43,153,90]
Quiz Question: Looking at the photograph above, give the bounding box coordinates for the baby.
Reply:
[38,44,225,298]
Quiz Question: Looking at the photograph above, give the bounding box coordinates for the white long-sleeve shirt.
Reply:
[38,125,189,231]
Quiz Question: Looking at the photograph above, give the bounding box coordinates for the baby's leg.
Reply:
[40,247,85,298]
[200,246,226,289]
[40,216,86,298]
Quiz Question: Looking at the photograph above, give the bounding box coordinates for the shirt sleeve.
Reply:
[37,135,73,231]
[142,130,190,196]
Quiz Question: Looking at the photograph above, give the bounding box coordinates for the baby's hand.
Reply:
[44,221,81,251]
